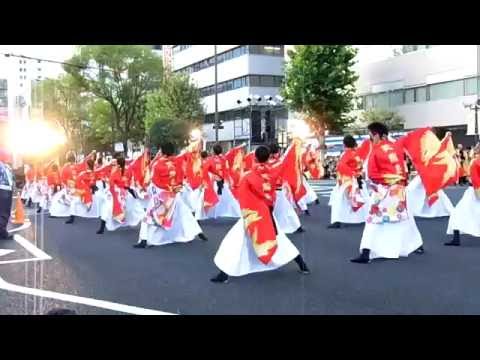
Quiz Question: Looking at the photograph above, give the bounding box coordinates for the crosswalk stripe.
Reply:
[307,180,335,198]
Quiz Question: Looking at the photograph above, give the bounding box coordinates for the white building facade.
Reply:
[356,45,480,146]
[171,45,288,148]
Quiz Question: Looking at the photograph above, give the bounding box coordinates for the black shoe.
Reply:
[444,240,460,246]
[414,246,425,254]
[96,220,106,234]
[294,255,310,274]
[133,240,147,248]
[304,209,311,216]
[315,199,320,205]
[198,233,208,241]
[36,207,42,214]
[295,226,305,233]
[298,262,310,274]
[210,271,229,283]
[327,222,341,229]
[350,249,371,264]
[445,230,461,246]
[65,216,74,224]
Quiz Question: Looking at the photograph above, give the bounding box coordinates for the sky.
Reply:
[0,45,76,78]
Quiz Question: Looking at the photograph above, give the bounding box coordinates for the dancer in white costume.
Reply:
[21,163,42,209]
[97,156,145,234]
[38,162,62,213]
[406,175,454,218]
[297,178,319,215]
[328,135,368,229]
[65,158,102,224]
[351,122,423,264]
[134,142,207,249]
[49,151,78,218]
[211,145,310,283]
[445,144,480,246]
[268,143,304,234]
[195,144,241,220]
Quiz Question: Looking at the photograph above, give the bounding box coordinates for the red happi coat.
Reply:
[238,162,281,265]
[94,164,113,182]
[46,168,61,187]
[61,162,78,188]
[336,148,364,211]
[109,167,132,223]
[128,151,150,190]
[183,151,203,190]
[224,145,245,199]
[302,146,323,180]
[368,139,407,187]
[336,148,362,182]
[204,154,226,181]
[282,139,307,203]
[470,157,480,197]
[244,151,255,171]
[397,128,458,205]
[148,156,181,229]
[75,169,96,207]
[200,157,219,212]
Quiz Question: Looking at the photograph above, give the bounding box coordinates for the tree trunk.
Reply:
[315,122,326,162]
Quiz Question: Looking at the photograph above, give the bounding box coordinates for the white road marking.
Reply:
[8,220,32,234]
[0,235,52,265]
[0,276,175,315]
[0,250,14,257]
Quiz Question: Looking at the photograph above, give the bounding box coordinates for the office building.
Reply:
[356,45,480,145]
[171,45,288,148]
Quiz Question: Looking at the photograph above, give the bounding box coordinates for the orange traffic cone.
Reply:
[11,197,25,225]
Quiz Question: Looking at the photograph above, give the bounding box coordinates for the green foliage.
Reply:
[145,72,204,148]
[64,45,163,151]
[36,74,89,151]
[360,108,405,131]
[148,118,193,150]
[281,45,359,133]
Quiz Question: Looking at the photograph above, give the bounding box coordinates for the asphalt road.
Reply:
[1,183,479,315]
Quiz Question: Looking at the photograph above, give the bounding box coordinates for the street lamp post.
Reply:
[476,44,480,143]
[214,45,219,143]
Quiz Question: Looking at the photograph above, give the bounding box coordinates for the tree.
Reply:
[84,99,116,151]
[281,45,359,155]
[359,108,405,131]
[148,118,193,151]
[64,45,163,153]
[144,72,204,148]
[35,74,89,152]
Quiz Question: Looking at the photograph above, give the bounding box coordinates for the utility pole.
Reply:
[476,45,480,143]
[214,45,219,142]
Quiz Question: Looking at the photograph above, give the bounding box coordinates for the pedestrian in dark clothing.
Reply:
[0,149,14,241]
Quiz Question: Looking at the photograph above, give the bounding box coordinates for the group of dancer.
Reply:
[328,122,480,264]
[19,136,322,283]
[18,120,478,282]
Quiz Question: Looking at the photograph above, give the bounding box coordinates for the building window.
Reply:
[390,90,404,106]
[199,74,284,98]
[260,75,275,87]
[429,79,464,101]
[374,93,389,109]
[465,77,478,96]
[404,88,415,104]
[175,45,248,75]
[415,87,427,102]
[248,45,284,56]
[173,45,191,54]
